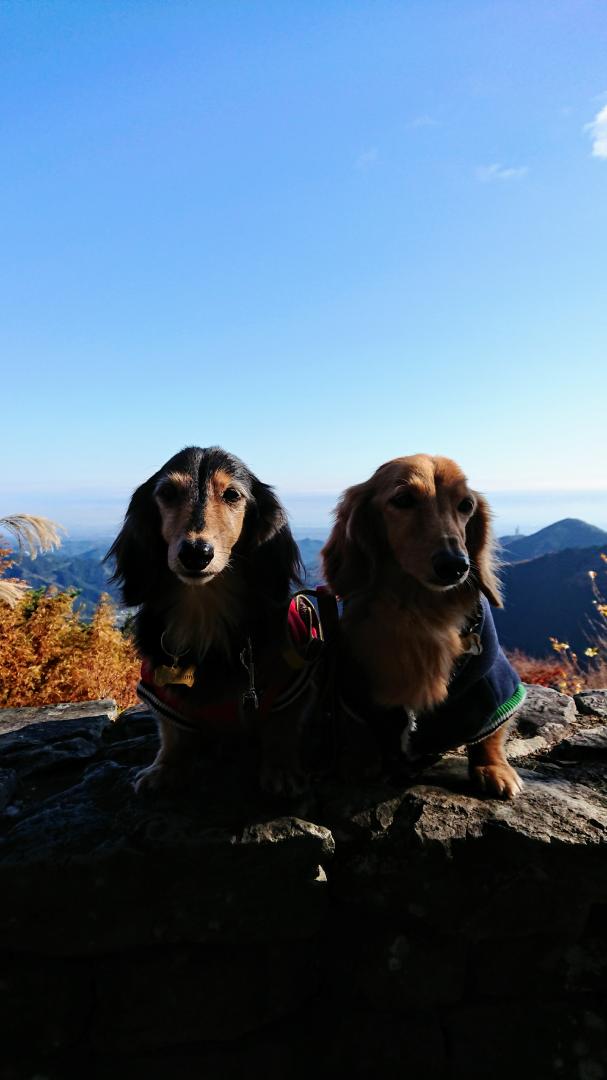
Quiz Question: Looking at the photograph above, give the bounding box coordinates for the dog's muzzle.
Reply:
[431,549,470,587]
[177,539,215,577]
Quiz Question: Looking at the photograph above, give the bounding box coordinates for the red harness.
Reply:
[136,594,326,736]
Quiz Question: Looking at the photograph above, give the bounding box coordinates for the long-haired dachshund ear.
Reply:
[245,479,303,601]
[321,481,376,598]
[466,493,502,607]
[104,479,166,606]
[249,479,288,546]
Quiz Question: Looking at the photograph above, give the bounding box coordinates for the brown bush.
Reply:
[0,584,139,710]
[508,646,607,696]
[506,649,570,691]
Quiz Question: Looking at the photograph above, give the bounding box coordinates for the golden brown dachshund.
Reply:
[321,454,525,799]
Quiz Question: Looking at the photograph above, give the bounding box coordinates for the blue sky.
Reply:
[2,1,606,536]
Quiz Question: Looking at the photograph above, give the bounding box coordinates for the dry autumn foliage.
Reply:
[508,646,607,696]
[0,516,139,710]
[0,572,140,710]
[0,514,63,606]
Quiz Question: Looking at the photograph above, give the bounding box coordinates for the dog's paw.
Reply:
[133,762,184,795]
[259,763,310,799]
[470,763,523,800]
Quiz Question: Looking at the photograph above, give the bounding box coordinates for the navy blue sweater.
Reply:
[407,595,525,759]
[338,594,525,763]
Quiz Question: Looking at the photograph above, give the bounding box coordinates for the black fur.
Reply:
[105,447,302,683]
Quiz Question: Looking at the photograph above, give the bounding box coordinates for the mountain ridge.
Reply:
[498,518,607,563]
[4,517,606,657]
[494,544,606,658]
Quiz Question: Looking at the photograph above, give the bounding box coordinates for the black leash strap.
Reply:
[240,637,259,712]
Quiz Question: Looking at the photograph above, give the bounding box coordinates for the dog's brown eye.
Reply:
[458,497,475,514]
[223,487,242,504]
[390,490,416,509]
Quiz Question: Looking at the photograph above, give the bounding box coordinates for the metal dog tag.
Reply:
[154,664,196,688]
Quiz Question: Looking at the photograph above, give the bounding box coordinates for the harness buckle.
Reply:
[242,688,259,711]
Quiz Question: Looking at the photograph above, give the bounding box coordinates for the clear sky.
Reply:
[2,1,606,535]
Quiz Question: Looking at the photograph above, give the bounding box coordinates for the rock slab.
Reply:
[1,693,606,1078]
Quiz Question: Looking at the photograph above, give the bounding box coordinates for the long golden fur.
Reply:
[321,454,522,798]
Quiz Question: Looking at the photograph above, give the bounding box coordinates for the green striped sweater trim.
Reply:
[491,681,526,725]
[467,682,527,746]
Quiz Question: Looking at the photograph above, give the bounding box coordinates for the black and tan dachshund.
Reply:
[106,446,316,796]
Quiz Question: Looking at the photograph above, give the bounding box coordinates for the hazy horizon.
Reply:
[3,486,607,543]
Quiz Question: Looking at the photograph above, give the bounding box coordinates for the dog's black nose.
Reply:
[432,549,470,585]
[178,539,214,572]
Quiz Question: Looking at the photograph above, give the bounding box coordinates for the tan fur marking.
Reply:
[157,494,193,549]
[468,724,523,798]
[192,469,246,558]
[164,471,192,488]
[156,467,247,583]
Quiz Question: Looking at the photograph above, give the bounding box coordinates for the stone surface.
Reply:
[552,724,607,759]
[323,1010,447,1080]
[0,763,332,953]
[506,683,578,759]
[575,689,607,719]
[445,1002,607,1080]
[0,702,120,781]
[325,756,607,940]
[92,940,321,1051]
[471,932,607,996]
[0,693,606,1077]
[0,706,333,954]
[0,698,118,733]
[0,770,16,812]
[0,955,93,1056]
[327,913,467,1007]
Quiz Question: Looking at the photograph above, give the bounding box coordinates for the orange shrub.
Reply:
[506,649,569,690]
[0,587,139,710]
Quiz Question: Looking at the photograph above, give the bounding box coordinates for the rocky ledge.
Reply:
[1,686,606,1079]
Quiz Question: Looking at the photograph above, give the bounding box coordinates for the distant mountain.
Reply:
[6,526,607,660]
[494,545,606,658]
[299,519,607,576]
[297,538,324,584]
[8,543,121,614]
[60,537,115,556]
[498,534,524,549]
[499,518,607,563]
[8,539,328,614]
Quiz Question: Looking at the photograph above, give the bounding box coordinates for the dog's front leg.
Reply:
[134,717,201,794]
[258,692,316,799]
[467,723,523,799]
